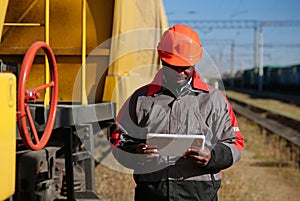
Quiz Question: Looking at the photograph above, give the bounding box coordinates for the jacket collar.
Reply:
[147,68,210,96]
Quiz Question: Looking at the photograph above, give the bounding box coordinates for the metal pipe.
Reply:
[44,0,50,107]
[81,0,88,105]
[4,23,41,26]
[64,127,75,201]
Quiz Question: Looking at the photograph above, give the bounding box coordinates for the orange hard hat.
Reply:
[157,24,203,67]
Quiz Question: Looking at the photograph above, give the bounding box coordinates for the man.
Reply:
[110,24,244,201]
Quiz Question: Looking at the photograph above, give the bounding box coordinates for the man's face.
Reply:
[162,62,194,87]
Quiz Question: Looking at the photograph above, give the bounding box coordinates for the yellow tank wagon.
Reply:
[0,0,168,200]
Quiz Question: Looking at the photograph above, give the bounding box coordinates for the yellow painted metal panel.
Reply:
[0,0,9,43]
[103,0,169,111]
[0,0,114,102]
[103,66,155,112]
[108,0,168,76]
[0,73,16,200]
[102,75,119,103]
[0,0,168,106]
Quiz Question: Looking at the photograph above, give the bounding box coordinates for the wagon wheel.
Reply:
[17,41,58,151]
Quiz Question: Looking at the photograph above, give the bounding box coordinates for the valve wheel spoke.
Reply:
[31,81,55,92]
[24,103,40,144]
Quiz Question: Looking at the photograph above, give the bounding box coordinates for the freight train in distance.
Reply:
[223,64,300,95]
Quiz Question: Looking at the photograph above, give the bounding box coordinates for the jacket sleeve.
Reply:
[206,92,244,171]
[110,92,148,169]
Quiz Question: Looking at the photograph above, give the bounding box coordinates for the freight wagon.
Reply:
[0,0,168,200]
[228,64,300,95]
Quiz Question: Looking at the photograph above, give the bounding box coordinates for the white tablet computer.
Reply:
[146,133,205,156]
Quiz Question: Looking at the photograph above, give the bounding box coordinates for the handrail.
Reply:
[44,0,50,107]
[81,0,88,105]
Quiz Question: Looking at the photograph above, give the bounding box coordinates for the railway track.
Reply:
[230,88,300,106]
[228,97,300,148]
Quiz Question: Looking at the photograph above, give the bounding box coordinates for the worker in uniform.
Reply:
[110,24,244,201]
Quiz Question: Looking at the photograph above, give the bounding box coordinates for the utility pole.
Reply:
[218,51,223,74]
[254,25,259,69]
[258,26,264,91]
[230,41,235,88]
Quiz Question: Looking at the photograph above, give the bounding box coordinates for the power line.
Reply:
[169,19,300,29]
[202,40,300,48]
[169,19,258,30]
[168,19,300,91]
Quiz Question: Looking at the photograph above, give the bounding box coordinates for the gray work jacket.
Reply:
[112,69,244,201]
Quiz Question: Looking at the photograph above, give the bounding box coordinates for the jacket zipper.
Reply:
[210,172,216,188]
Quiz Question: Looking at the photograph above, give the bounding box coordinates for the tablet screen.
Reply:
[146,133,205,156]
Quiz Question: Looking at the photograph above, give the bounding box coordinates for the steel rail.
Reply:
[228,97,300,147]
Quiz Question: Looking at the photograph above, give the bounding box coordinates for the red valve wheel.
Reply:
[17,41,58,150]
